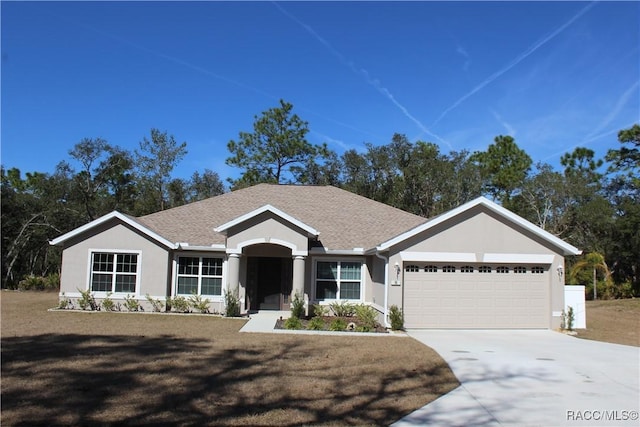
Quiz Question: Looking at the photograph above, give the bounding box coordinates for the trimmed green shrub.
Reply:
[312,304,328,317]
[307,316,325,330]
[58,292,72,309]
[101,292,115,311]
[171,295,190,313]
[224,291,240,317]
[354,304,378,332]
[329,318,347,331]
[389,305,404,331]
[189,294,211,314]
[145,294,164,312]
[284,317,302,330]
[329,301,356,317]
[77,288,98,311]
[291,293,305,319]
[124,294,141,312]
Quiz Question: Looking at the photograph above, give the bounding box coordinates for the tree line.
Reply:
[2,100,638,297]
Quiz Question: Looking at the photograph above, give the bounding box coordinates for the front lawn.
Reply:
[1,291,459,426]
[575,298,640,347]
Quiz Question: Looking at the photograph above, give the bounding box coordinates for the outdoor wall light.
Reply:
[557,265,564,279]
[394,262,401,279]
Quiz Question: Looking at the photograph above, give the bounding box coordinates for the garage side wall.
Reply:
[386,207,565,329]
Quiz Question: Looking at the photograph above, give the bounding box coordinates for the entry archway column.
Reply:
[227,253,241,298]
[292,255,306,303]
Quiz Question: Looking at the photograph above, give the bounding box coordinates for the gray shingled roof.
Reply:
[136,184,427,250]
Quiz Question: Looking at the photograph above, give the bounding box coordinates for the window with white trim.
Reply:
[479,266,492,273]
[90,252,138,293]
[514,266,527,274]
[461,265,474,273]
[496,266,510,273]
[424,265,438,272]
[315,261,362,300]
[405,265,419,272]
[177,256,223,296]
[442,265,456,273]
[531,266,545,274]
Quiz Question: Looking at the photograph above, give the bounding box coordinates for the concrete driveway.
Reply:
[393,330,639,427]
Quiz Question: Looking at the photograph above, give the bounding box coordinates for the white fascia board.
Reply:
[400,251,477,263]
[482,253,555,264]
[309,247,365,255]
[378,196,582,256]
[213,204,320,238]
[177,244,227,252]
[49,211,177,249]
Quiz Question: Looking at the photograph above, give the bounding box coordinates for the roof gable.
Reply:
[214,204,320,238]
[49,211,177,249]
[377,196,581,256]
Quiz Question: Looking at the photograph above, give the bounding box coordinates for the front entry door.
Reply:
[247,257,292,311]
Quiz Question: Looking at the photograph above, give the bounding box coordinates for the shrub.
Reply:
[171,295,191,313]
[101,292,115,311]
[566,306,575,331]
[224,291,240,317]
[307,316,325,330]
[284,316,302,330]
[58,292,72,309]
[389,305,404,331]
[189,294,211,314]
[312,304,328,317]
[290,293,305,319]
[77,288,98,311]
[354,304,378,332]
[18,275,45,291]
[124,294,141,312]
[329,301,356,317]
[146,294,164,312]
[329,318,347,331]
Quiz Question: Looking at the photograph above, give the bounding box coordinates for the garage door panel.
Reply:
[404,268,549,329]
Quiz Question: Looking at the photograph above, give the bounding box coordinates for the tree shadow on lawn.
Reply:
[1,333,458,426]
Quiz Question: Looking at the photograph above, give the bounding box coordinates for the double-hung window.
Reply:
[177,256,223,296]
[315,261,362,301]
[90,252,139,293]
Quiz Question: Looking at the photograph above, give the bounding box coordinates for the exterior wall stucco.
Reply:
[384,207,566,329]
[225,212,310,256]
[59,220,171,300]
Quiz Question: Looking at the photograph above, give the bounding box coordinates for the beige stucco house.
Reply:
[51,184,581,329]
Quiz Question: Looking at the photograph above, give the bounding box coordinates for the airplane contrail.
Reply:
[431,1,599,127]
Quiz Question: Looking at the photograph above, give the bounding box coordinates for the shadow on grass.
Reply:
[1,333,457,426]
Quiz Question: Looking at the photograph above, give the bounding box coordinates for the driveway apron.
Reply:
[393,330,639,427]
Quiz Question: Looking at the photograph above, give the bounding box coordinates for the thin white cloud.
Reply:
[584,79,640,140]
[456,45,472,72]
[273,1,452,148]
[431,1,598,127]
[489,108,516,136]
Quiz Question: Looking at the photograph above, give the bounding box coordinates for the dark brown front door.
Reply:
[247,257,292,311]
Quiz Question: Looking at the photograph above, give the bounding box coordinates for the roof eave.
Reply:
[376,196,582,256]
[49,211,177,249]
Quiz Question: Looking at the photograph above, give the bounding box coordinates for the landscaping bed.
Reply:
[275,315,389,333]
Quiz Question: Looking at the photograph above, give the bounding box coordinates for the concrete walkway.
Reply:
[238,310,289,333]
[393,330,639,427]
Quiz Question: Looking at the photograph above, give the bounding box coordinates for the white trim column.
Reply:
[227,253,241,298]
[292,255,306,301]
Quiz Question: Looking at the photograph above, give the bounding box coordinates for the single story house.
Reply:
[51,184,581,329]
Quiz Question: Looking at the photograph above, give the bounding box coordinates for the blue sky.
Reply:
[2,1,639,183]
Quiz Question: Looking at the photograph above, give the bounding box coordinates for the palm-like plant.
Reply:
[569,252,612,300]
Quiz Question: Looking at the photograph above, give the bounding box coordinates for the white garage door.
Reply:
[404,264,550,328]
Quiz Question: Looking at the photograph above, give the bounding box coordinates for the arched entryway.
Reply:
[244,244,294,312]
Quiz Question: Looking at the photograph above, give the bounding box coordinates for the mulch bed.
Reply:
[275,315,389,333]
